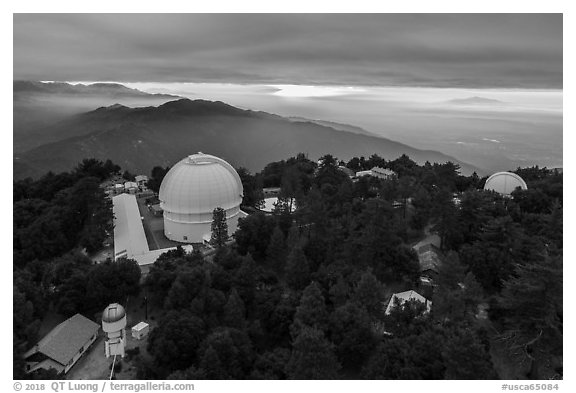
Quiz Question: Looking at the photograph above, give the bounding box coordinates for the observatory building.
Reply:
[159,153,247,243]
[102,303,127,358]
[484,171,528,196]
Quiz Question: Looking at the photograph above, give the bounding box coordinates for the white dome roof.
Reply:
[159,153,243,216]
[102,303,126,323]
[484,171,527,195]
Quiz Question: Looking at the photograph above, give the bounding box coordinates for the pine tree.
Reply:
[291,281,328,337]
[286,327,341,379]
[362,337,408,379]
[265,226,286,271]
[442,328,497,379]
[328,275,349,308]
[233,255,257,306]
[199,345,227,379]
[431,188,462,250]
[286,223,302,249]
[210,207,228,248]
[329,301,375,368]
[497,253,562,377]
[460,216,524,293]
[250,348,291,379]
[223,288,246,329]
[353,270,384,320]
[272,196,293,235]
[285,245,310,290]
[436,251,467,290]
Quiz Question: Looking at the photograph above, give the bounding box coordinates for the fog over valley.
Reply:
[123,82,563,172]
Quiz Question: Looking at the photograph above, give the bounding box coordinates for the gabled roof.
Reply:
[414,243,443,273]
[24,314,99,366]
[385,290,431,315]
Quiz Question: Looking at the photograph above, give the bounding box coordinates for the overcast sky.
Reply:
[13,14,562,89]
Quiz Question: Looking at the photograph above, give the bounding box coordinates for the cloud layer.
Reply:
[14,14,562,88]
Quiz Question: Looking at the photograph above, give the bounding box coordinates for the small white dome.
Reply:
[484,171,527,196]
[102,303,126,323]
[159,153,243,216]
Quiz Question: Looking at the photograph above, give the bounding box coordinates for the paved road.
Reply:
[66,337,110,380]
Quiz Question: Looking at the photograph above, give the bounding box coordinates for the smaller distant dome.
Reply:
[484,172,528,196]
[102,303,126,323]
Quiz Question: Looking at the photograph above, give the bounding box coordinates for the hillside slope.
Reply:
[14,99,483,179]
[14,81,181,152]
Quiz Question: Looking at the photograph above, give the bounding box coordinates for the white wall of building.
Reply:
[164,209,246,243]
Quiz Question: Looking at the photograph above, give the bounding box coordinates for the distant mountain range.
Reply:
[14,89,483,180]
[287,117,380,138]
[13,80,179,99]
[446,96,505,105]
[14,81,180,152]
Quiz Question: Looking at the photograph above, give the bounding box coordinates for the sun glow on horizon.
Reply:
[270,84,367,98]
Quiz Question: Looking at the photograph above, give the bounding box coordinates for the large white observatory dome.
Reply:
[159,153,246,243]
[484,171,528,196]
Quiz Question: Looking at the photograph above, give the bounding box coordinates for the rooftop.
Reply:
[113,193,193,266]
[414,243,443,274]
[131,322,149,332]
[113,193,149,260]
[385,290,431,315]
[371,166,396,175]
[102,303,126,323]
[24,314,99,366]
[159,152,244,216]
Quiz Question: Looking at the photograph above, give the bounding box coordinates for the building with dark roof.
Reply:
[23,314,100,375]
[414,243,444,278]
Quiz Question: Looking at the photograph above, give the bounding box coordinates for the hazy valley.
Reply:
[13,82,483,180]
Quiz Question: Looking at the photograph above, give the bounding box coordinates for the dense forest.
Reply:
[13,159,141,379]
[13,153,562,380]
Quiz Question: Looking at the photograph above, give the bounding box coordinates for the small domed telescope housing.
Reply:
[102,303,127,358]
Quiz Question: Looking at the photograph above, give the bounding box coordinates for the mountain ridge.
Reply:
[13,81,184,152]
[14,98,483,180]
[446,96,505,105]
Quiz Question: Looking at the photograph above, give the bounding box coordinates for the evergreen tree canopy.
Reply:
[286,327,341,379]
[210,207,229,248]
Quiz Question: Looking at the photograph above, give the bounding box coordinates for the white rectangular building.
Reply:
[113,193,193,267]
[131,322,150,340]
[113,193,149,261]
